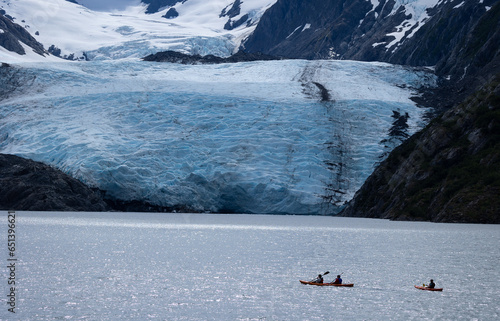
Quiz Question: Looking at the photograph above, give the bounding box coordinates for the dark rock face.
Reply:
[142,50,282,64]
[0,12,46,56]
[224,14,249,30]
[47,44,62,57]
[384,1,500,110]
[340,75,500,224]
[243,0,371,59]
[141,0,186,14]
[220,0,249,30]
[0,154,110,212]
[433,2,500,101]
[243,0,397,59]
[220,0,242,18]
[163,8,179,19]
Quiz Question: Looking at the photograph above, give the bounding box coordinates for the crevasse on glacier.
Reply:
[0,59,436,214]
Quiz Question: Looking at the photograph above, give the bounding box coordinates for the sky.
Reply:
[76,0,142,11]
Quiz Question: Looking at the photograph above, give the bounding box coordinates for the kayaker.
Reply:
[312,274,323,283]
[428,279,435,289]
[332,275,342,284]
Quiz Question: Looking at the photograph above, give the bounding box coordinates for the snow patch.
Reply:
[286,25,302,39]
[384,0,440,50]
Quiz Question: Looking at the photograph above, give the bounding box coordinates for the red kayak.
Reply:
[300,280,354,287]
[414,285,443,291]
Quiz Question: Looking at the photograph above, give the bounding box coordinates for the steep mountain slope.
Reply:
[332,2,499,223]
[0,11,46,57]
[243,0,448,60]
[243,0,499,99]
[340,74,500,223]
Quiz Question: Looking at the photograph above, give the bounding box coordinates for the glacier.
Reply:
[0,0,439,214]
[0,59,436,214]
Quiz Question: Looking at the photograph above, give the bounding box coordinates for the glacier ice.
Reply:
[0,59,436,214]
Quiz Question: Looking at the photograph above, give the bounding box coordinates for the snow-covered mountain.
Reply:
[0,0,277,60]
[244,0,445,58]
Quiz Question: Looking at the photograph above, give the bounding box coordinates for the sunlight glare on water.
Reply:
[2,212,499,320]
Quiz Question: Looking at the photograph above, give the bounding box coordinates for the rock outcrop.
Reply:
[0,11,46,56]
[143,50,282,64]
[0,154,110,212]
[141,0,185,14]
[242,0,373,59]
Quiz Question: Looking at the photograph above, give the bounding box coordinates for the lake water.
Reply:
[2,212,499,320]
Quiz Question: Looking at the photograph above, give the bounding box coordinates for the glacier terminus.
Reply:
[0,59,436,214]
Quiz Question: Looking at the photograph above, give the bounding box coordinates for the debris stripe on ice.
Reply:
[0,58,436,213]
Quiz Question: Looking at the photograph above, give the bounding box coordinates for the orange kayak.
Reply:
[300,280,354,287]
[414,285,443,291]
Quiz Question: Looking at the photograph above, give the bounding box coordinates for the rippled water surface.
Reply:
[2,212,499,320]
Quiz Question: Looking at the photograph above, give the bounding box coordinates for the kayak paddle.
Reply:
[309,271,329,282]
